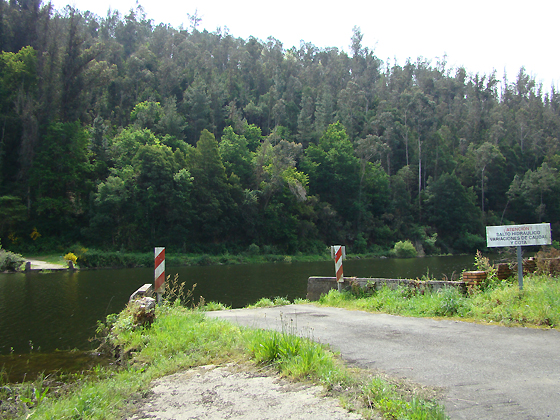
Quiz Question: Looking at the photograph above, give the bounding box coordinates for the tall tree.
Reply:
[470,141,504,215]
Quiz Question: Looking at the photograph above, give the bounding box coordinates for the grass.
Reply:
[5,298,448,420]
[25,255,67,266]
[246,296,292,308]
[317,273,560,328]
[363,377,446,420]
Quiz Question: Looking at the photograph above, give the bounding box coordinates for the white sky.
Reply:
[53,0,559,91]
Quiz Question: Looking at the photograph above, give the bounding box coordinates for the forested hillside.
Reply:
[1,1,559,254]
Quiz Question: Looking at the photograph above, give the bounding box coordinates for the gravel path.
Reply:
[126,364,364,420]
[25,258,67,270]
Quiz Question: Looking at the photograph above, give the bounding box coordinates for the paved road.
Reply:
[208,304,560,420]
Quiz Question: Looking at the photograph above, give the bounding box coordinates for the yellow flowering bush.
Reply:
[64,252,78,264]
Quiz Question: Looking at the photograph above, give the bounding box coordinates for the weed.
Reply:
[202,301,231,311]
[434,287,465,316]
[162,273,187,306]
[363,376,447,420]
[248,297,274,308]
[247,296,292,308]
[273,296,290,306]
[293,297,310,304]
[475,250,498,285]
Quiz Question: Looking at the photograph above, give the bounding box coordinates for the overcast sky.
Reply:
[52,0,559,90]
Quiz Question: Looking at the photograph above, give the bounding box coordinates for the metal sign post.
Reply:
[516,246,523,290]
[486,223,551,290]
[154,247,165,304]
[331,245,346,292]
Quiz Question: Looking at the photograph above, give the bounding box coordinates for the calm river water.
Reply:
[0,255,478,357]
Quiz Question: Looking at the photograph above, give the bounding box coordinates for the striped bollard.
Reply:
[154,247,165,304]
[331,245,346,292]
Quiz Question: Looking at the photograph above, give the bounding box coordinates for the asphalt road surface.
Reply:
[208,304,560,420]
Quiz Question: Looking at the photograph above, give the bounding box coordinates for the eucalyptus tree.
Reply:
[302,121,360,242]
[423,172,483,252]
[471,141,504,216]
[408,88,436,204]
[506,163,560,223]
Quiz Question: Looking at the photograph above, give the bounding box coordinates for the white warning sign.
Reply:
[486,223,551,248]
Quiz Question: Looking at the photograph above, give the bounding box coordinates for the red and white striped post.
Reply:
[331,245,346,292]
[154,247,165,304]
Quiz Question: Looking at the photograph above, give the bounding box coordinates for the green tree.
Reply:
[89,167,135,246]
[219,126,254,189]
[131,144,178,245]
[0,46,38,188]
[189,129,238,243]
[29,122,93,237]
[0,195,27,240]
[183,77,213,142]
[470,142,504,215]
[423,172,484,252]
[506,163,560,223]
[253,137,316,251]
[303,121,360,242]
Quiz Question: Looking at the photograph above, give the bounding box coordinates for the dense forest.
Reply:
[1,0,559,255]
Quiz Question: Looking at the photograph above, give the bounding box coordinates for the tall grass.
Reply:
[318,274,560,328]
[363,377,447,420]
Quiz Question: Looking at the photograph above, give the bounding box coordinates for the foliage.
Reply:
[536,247,560,275]
[1,1,560,255]
[202,301,231,311]
[77,249,154,268]
[63,252,77,264]
[393,240,418,258]
[474,250,498,283]
[0,249,25,271]
[363,377,447,420]
[0,196,27,240]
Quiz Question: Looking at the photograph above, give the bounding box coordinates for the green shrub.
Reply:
[196,254,213,266]
[353,233,367,254]
[246,243,260,255]
[0,249,25,271]
[393,240,417,258]
[77,250,152,268]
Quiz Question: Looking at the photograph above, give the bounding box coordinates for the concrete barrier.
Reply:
[130,283,154,302]
[306,276,467,301]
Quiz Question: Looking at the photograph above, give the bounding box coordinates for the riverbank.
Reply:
[73,249,349,269]
[2,302,447,420]
[8,245,471,271]
[17,247,398,268]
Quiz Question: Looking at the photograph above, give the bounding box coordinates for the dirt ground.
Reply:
[25,258,67,270]
[125,363,365,420]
